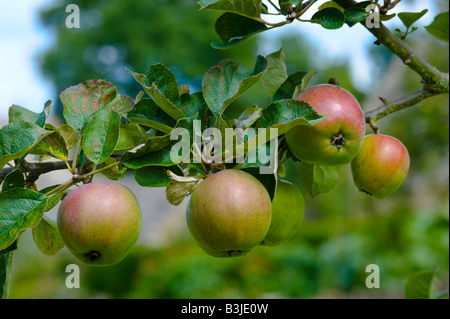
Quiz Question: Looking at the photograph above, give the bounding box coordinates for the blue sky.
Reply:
[0,0,55,117]
[0,0,440,119]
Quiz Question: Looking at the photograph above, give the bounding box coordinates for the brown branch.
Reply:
[364,87,434,123]
[0,160,69,183]
[331,0,449,125]
[332,0,449,93]
[0,155,122,184]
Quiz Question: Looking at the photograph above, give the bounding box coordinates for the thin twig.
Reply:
[79,160,122,180]
[44,178,78,197]
[0,155,122,184]
[364,87,434,123]
[1,160,69,183]
[333,0,449,93]
[266,0,282,13]
[331,0,449,125]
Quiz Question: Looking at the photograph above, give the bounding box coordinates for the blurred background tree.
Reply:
[37,0,261,117]
[7,0,448,298]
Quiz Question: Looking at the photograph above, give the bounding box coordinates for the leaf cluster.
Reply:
[199,0,448,48]
[0,48,331,281]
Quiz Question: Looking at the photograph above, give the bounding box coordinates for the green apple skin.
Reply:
[285,84,366,166]
[57,182,142,266]
[351,134,410,199]
[186,169,272,258]
[260,180,305,246]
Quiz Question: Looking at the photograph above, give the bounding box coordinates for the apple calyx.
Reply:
[84,251,102,262]
[227,250,243,257]
[331,133,347,150]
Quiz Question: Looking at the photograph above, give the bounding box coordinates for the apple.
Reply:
[351,134,410,199]
[57,182,142,266]
[260,180,305,246]
[186,169,272,257]
[285,84,366,166]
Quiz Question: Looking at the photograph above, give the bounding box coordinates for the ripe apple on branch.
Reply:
[0,0,448,299]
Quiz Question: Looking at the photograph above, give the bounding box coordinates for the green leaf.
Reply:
[0,188,47,250]
[8,105,40,125]
[8,104,40,124]
[311,7,345,29]
[273,70,315,101]
[123,144,181,169]
[398,9,428,29]
[1,169,25,192]
[98,157,127,181]
[241,138,277,174]
[425,11,449,42]
[114,123,147,153]
[127,98,176,134]
[127,65,186,120]
[8,100,52,128]
[198,0,264,20]
[121,117,193,164]
[318,1,343,12]
[292,69,317,98]
[404,270,436,299]
[176,91,208,119]
[380,13,396,22]
[344,7,369,22]
[343,1,395,26]
[261,48,288,98]
[243,99,324,155]
[57,124,79,150]
[187,163,207,176]
[141,64,180,103]
[144,83,186,121]
[212,12,267,49]
[122,136,170,164]
[39,185,65,212]
[230,105,262,129]
[299,162,340,197]
[32,215,65,256]
[0,240,17,256]
[202,57,268,118]
[352,0,370,8]
[166,176,200,206]
[0,247,14,299]
[31,125,69,161]
[0,122,51,171]
[279,0,303,15]
[134,165,184,187]
[82,109,121,165]
[60,79,134,133]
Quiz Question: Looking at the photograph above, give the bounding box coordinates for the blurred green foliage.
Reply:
[38,0,260,117]
[8,0,449,299]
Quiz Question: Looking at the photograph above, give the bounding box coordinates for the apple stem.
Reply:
[44,178,78,197]
[369,119,380,134]
[79,161,123,181]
